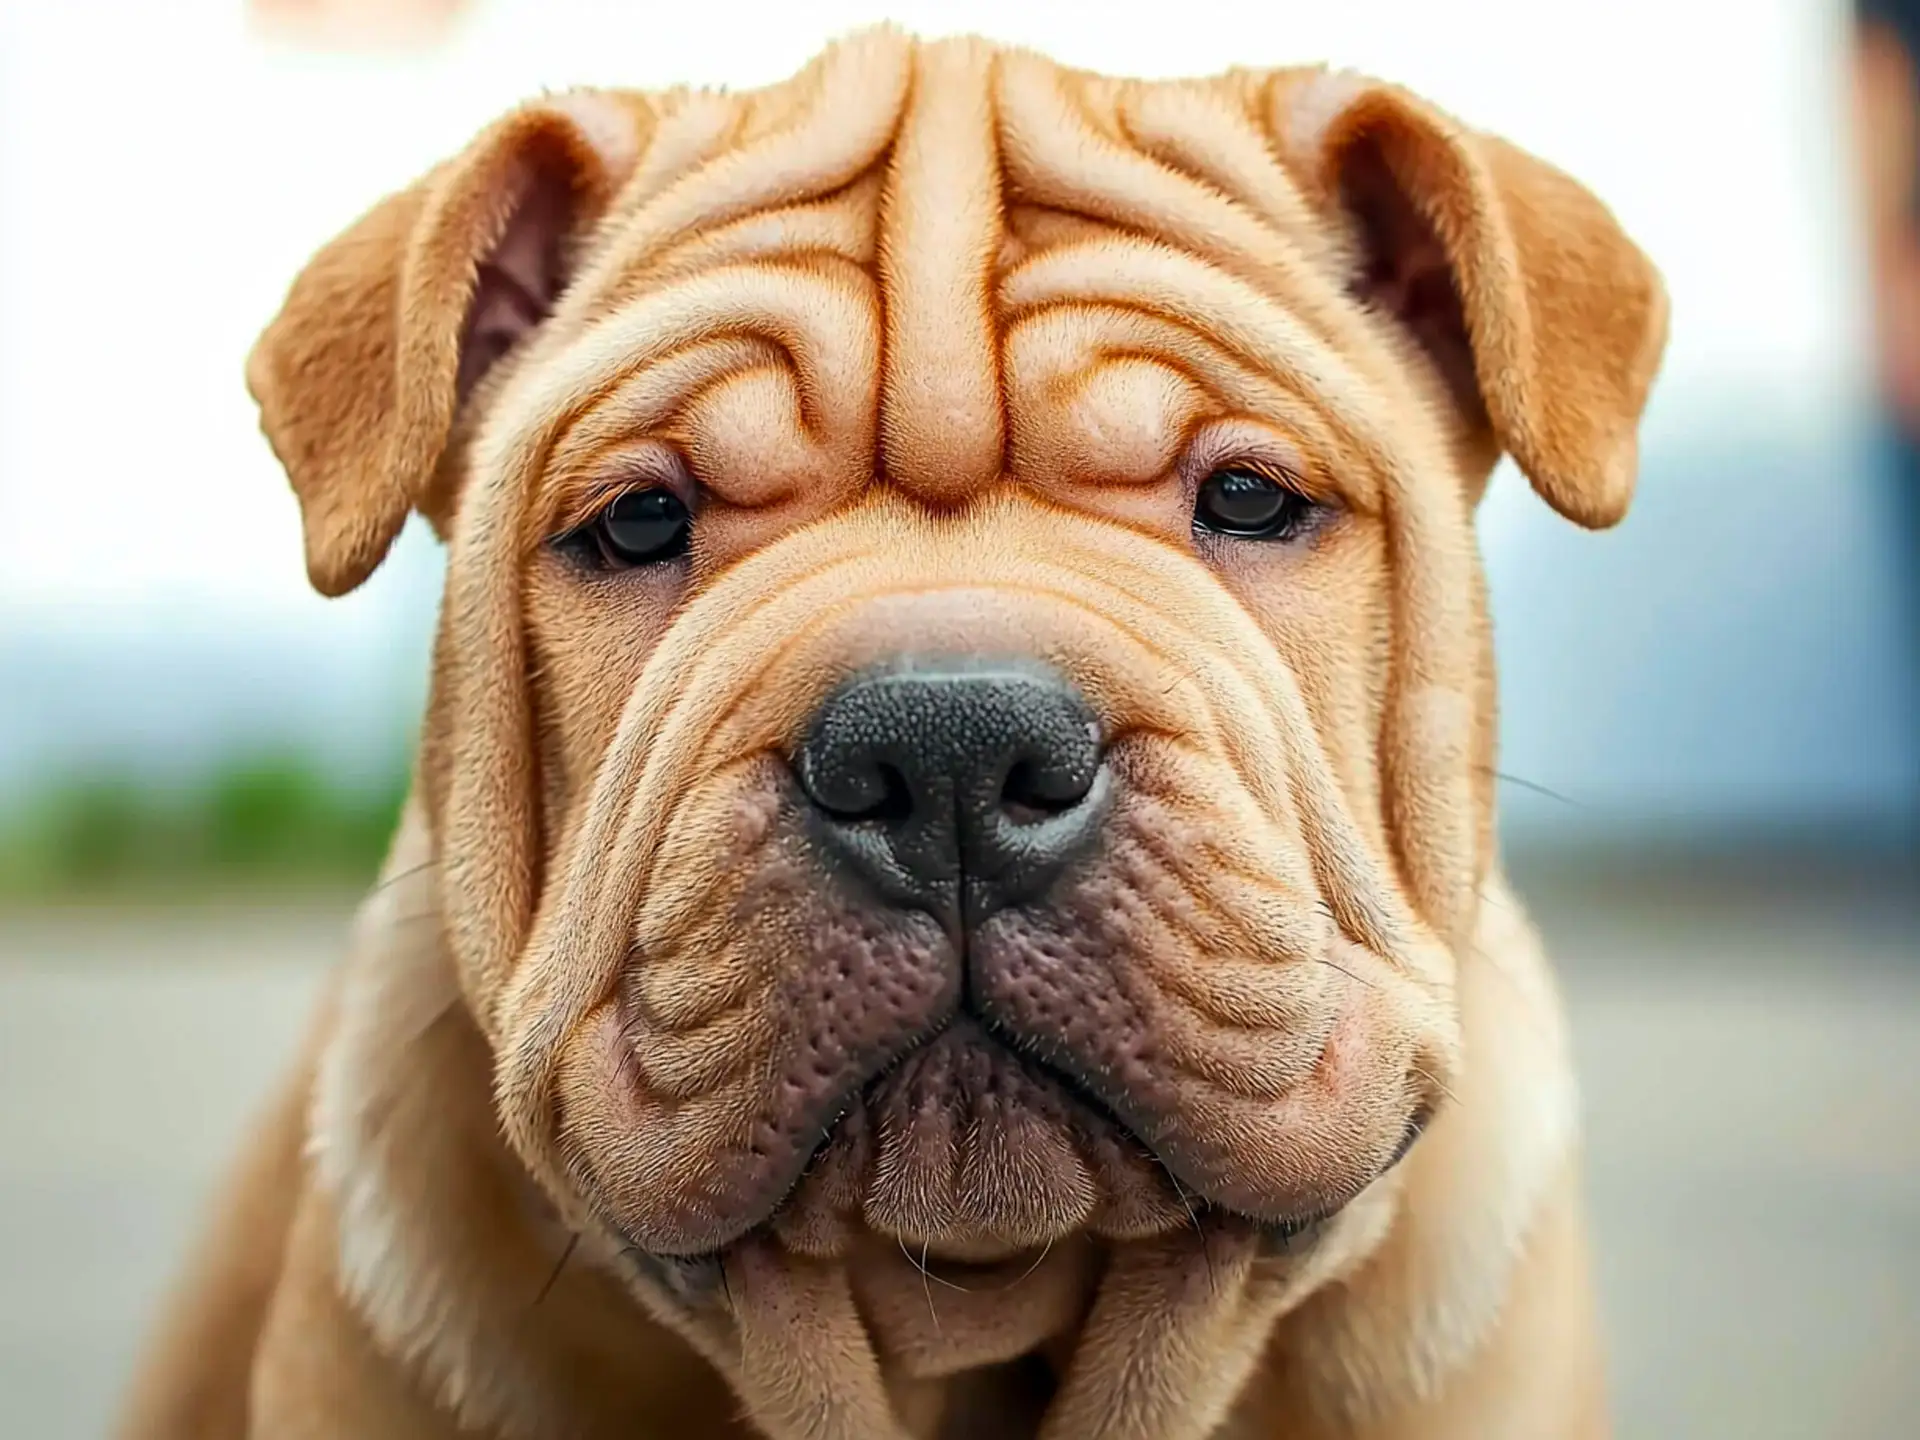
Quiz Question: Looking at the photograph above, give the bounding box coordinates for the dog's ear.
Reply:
[1281,75,1669,528]
[247,93,647,596]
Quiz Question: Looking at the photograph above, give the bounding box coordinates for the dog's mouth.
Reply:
[691,1013,1425,1271]
[593,931,1437,1270]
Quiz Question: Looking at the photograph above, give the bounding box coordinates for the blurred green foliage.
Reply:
[0,754,408,898]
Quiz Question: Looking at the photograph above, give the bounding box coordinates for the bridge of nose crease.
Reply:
[795,659,1109,927]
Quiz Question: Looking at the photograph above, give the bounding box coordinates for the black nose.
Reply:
[796,659,1110,928]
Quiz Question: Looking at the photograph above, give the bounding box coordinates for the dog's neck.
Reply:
[306,804,1578,1440]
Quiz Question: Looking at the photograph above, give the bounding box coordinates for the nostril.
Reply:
[804,758,917,826]
[999,757,1095,822]
[842,763,916,825]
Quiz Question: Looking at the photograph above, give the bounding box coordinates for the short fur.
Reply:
[118,27,1664,1440]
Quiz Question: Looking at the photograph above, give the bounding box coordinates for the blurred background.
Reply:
[1,0,1914,1435]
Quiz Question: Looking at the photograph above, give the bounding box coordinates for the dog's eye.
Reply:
[1193,468,1314,541]
[559,488,691,569]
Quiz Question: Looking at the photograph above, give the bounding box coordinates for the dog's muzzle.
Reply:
[565,568,1447,1263]
[795,657,1112,935]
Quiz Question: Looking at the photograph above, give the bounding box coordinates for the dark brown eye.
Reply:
[1193,468,1314,541]
[561,487,691,568]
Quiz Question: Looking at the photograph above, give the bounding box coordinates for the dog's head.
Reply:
[252,26,1662,1411]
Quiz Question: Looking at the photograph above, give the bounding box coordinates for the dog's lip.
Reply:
[594,981,1439,1264]
[613,1020,1432,1267]
[1387,1103,1434,1170]
[1251,1104,1432,1256]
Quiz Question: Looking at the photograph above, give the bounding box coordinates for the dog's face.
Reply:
[251,27,1662,1383]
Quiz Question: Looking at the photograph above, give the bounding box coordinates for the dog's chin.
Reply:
[766,1018,1195,1264]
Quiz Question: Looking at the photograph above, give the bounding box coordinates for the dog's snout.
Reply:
[796,659,1109,927]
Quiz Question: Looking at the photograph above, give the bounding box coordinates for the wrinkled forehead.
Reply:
[480,39,1441,539]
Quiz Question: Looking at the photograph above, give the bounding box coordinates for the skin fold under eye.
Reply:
[555,487,693,570]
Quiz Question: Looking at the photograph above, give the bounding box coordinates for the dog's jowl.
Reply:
[118,28,1665,1440]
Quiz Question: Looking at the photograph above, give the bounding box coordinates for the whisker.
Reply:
[1159,664,1201,698]
[1160,1164,1216,1294]
[901,1237,943,1336]
[533,1232,579,1308]
[1308,954,1381,993]
[1478,767,1585,810]
[1474,883,1521,917]
[1410,1064,1462,1109]
[1001,1235,1055,1292]
[368,858,437,896]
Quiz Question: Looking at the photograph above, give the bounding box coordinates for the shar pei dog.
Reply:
[118,26,1665,1440]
